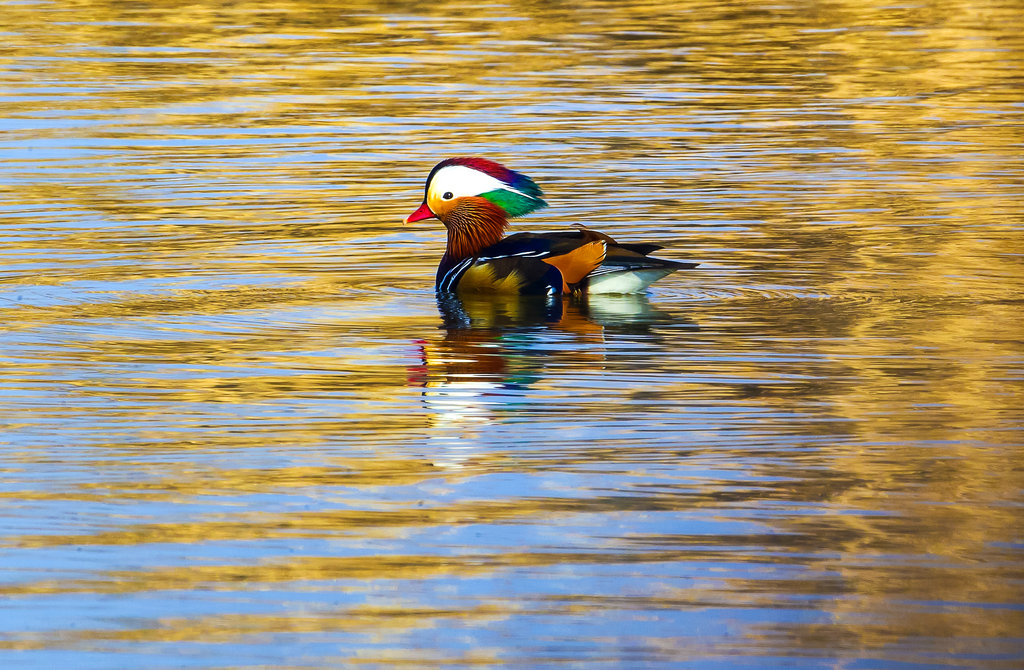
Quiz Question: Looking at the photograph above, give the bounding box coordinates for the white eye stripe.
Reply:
[429,166,503,201]
[428,165,537,201]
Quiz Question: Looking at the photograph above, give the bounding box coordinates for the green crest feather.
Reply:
[480,188,548,218]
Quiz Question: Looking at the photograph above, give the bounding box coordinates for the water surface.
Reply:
[1,0,1022,667]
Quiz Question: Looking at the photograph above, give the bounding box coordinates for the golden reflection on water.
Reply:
[1,0,1023,666]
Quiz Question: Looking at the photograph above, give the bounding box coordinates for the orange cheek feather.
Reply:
[428,195,459,220]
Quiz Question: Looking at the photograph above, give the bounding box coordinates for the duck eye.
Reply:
[442,191,453,200]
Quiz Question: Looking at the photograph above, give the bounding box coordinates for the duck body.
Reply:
[405,157,697,296]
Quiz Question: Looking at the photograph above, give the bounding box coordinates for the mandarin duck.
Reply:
[404,157,698,295]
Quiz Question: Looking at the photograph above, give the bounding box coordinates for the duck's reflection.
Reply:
[410,293,695,459]
[434,292,682,332]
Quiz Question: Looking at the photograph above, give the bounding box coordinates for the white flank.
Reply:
[586,268,675,294]
[429,165,536,200]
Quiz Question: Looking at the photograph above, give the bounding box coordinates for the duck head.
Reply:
[404,157,547,225]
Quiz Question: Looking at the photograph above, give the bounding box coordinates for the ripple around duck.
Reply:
[660,277,1024,309]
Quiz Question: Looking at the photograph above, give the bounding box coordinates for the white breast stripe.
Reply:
[438,249,552,292]
[439,257,474,292]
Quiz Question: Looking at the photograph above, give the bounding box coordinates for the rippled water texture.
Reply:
[2,0,1023,667]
